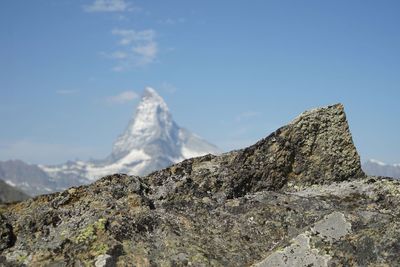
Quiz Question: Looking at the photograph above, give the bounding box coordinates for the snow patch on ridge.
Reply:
[84,149,151,180]
[5,180,16,187]
[369,159,387,166]
[181,145,208,159]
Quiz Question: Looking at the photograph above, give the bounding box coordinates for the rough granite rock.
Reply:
[1,104,400,267]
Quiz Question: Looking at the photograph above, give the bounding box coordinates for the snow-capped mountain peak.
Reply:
[131,87,171,133]
[38,87,220,188]
[111,87,177,160]
[134,87,171,132]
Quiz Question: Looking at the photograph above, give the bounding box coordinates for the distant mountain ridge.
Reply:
[362,159,400,179]
[0,178,29,203]
[0,159,85,196]
[2,88,220,196]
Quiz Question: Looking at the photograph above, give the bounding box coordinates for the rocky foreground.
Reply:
[1,104,400,266]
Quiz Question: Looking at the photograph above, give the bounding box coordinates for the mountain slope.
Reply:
[2,104,399,266]
[363,159,400,179]
[0,160,88,196]
[40,87,220,182]
[0,179,29,203]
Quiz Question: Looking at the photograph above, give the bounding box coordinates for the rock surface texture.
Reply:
[1,104,400,266]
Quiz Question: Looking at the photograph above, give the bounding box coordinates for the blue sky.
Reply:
[0,0,399,164]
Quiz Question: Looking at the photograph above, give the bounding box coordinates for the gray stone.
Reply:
[95,254,112,267]
[312,212,351,242]
[254,233,331,267]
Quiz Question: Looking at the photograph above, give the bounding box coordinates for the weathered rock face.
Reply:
[235,103,365,189]
[146,104,364,200]
[1,104,399,267]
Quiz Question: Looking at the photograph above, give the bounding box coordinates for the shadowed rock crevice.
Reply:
[0,215,16,252]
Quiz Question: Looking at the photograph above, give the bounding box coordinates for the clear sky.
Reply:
[0,0,399,165]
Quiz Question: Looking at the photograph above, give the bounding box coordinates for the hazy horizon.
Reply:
[1,0,400,165]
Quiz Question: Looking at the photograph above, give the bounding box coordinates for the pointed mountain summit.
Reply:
[111,87,178,161]
[101,86,220,176]
[36,88,220,191]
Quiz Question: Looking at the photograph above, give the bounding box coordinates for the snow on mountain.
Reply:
[40,87,220,183]
[0,159,87,196]
[368,159,387,166]
[362,159,400,179]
